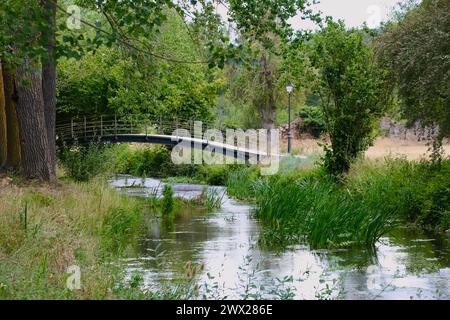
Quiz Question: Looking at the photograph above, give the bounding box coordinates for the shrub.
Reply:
[58,144,133,182]
[126,145,173,177]
[58,144,110,181]
[297,106,326,138]
[125,145,200,178]
[198,165,229,185]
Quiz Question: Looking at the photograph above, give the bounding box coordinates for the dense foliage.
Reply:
[375,0,450,154]
[297,105,326,137]
[57,11,218,122]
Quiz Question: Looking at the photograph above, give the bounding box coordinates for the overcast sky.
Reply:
[292,0,405,29]
[216,0,409,30]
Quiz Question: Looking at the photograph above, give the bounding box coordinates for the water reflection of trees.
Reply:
[135,210,234,275]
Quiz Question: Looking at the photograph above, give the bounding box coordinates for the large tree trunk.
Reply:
[2,65,21,169]
[15,56,55,181]
[0,63,7,167]
[41,0,57,177]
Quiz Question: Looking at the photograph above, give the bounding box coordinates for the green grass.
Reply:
[0,174,222,299]
[226,166,260,200]
[250,158,450,248]
[254,172,395,248]
[0,177,156,299]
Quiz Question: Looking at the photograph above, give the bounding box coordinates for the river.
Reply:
[110,175,450,300]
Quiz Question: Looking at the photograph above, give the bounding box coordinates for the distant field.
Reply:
[281,137,450,160]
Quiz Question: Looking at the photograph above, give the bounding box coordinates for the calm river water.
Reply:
[111,175,450,300]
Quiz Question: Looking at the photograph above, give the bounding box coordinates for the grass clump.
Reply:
[101,207,143,254]
[161,184,175,216]
[226,166,260,200]
[191,187,226,210]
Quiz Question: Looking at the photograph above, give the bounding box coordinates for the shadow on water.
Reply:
[111,175,450,300]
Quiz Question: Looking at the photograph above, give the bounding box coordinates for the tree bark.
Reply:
[0,63,7,167]
[2,65,21,169]
[15,56,54,181]
[41,0,57,177]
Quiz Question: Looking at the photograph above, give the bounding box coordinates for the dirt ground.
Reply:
[280,136,450,160]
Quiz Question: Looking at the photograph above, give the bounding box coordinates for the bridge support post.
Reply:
[100,115,103,136]
[71,118,74,139]
[145,122,148,140]
[84,116,87,139]
[114,114,118,139]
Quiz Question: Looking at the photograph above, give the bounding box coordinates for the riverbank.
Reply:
[0,177,141,298]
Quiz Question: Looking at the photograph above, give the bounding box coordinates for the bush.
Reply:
[198,165,229,185]
[386,159,450,231]
[58,144,132,182]
[126,145,173,177]
[125,145,201,178]
[58,144,110,182]
[297,106,326,138]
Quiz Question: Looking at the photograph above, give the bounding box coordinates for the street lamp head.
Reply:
[286,82,294,94]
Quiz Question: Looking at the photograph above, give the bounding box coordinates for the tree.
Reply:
[311,21,390,175]
[178,0,319,130]
[225,1,319,129]
[0,63,7,167]
[2,64,21,170]
[375,0,450,157]
[56,11,218,122]
[0,0,56,180]
[15,56,54,180]
[42,0,58,177]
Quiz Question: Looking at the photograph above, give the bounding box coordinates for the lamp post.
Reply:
[286,82,294,154]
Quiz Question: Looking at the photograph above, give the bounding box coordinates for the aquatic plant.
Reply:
[200,187,226,210]
[161,184,175,216]
[254,158,450,248]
